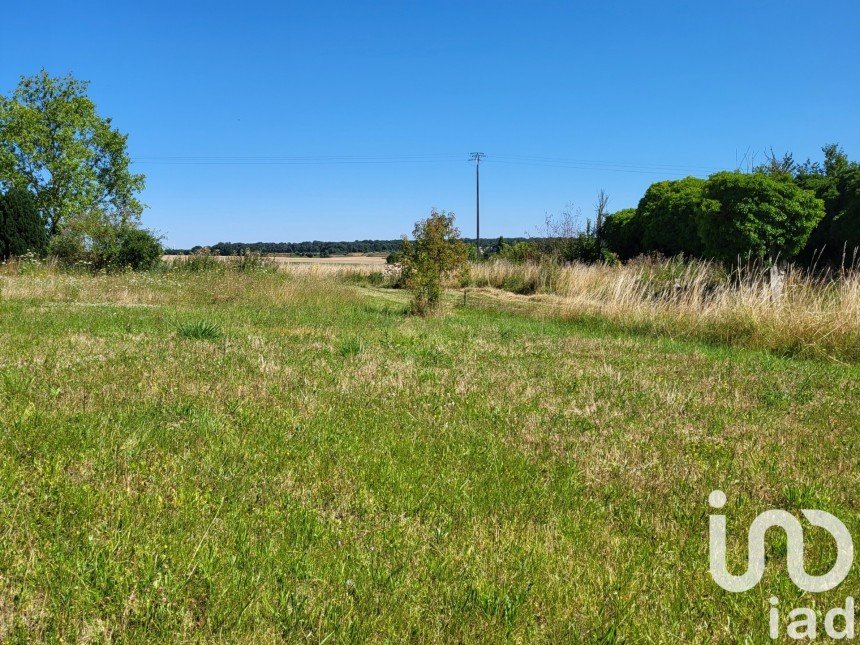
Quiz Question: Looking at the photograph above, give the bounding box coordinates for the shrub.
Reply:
[0,187,48,259]
[170,251,223,273]
[637,177,705,257]
[556,234,617,265]
[497,240,541,263]
[47,229,89,266]
[698,171,825,264]
[830,192,860,261]
[532,209,615,265]
[235,250,276,272]
[48,219,161,271]
[600,208,643,261]
[117,228,162,270]
[401,210,468,315]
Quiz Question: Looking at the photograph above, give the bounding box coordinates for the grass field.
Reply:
[1,267,858,641]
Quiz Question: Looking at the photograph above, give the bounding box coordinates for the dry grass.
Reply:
[468,258,860,362]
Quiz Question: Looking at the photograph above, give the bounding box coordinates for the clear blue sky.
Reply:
[4,1,859,248]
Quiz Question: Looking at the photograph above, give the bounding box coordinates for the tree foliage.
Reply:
[0,70,145,235]
[637,177,705,257]
[401,210,468,315]
[697,171,824,263]
[600,208,642,261]
[0,187,47,259]
[47,207,161,271]
[497,240,541,263]
[795,144,860,263]
[117,227,163,270]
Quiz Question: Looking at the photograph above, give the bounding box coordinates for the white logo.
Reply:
[708,490,856,640]
[708,489,853,593]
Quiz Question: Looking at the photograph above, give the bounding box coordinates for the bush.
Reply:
[698,171,825,264]
[497,240,541,263]
[235,250,276,272]
[600,208,643,261]
[533,209,615,265]
[47,229,89,266]
[170,250,223,273]
[830,190,860,261]
[48,219,161,271]
[117,228,162,270]
[401,210,468,315]
[637,177,705,257]
[556,234,617,264]
[0,187,47,259]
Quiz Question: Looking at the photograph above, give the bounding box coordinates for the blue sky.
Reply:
[3,1,859,248]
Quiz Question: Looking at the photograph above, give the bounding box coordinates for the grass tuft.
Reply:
[177,319,222,340]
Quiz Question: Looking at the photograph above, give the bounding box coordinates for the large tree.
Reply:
[697,171,824,264]
[0,70,145,235]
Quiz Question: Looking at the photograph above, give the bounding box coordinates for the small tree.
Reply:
[0,187,47,259]
[401,210,468,315]
[595,189,609,248]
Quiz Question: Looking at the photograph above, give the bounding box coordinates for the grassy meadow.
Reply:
[0,263,859,641]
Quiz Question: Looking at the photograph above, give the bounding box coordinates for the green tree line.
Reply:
[601,145,859,266]
[169,238,532,257]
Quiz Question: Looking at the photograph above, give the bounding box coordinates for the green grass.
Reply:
[0,270,858,641]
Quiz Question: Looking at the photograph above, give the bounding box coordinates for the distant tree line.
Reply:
[168,237,532,257]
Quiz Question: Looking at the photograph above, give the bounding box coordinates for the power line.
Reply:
[129,152,721,175]
[132,153,463,165]
[490,153,718,172]
[489,159,715,176]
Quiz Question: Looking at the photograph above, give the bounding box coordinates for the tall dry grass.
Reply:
[469,258,860,361]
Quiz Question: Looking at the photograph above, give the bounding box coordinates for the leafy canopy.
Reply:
[0,70,145,235]
[637,177,705,257]
[600,208,642,261]
[697,171,824,264]
[795,144,860,262]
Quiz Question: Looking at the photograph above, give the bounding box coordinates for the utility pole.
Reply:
[469,152,485,256]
